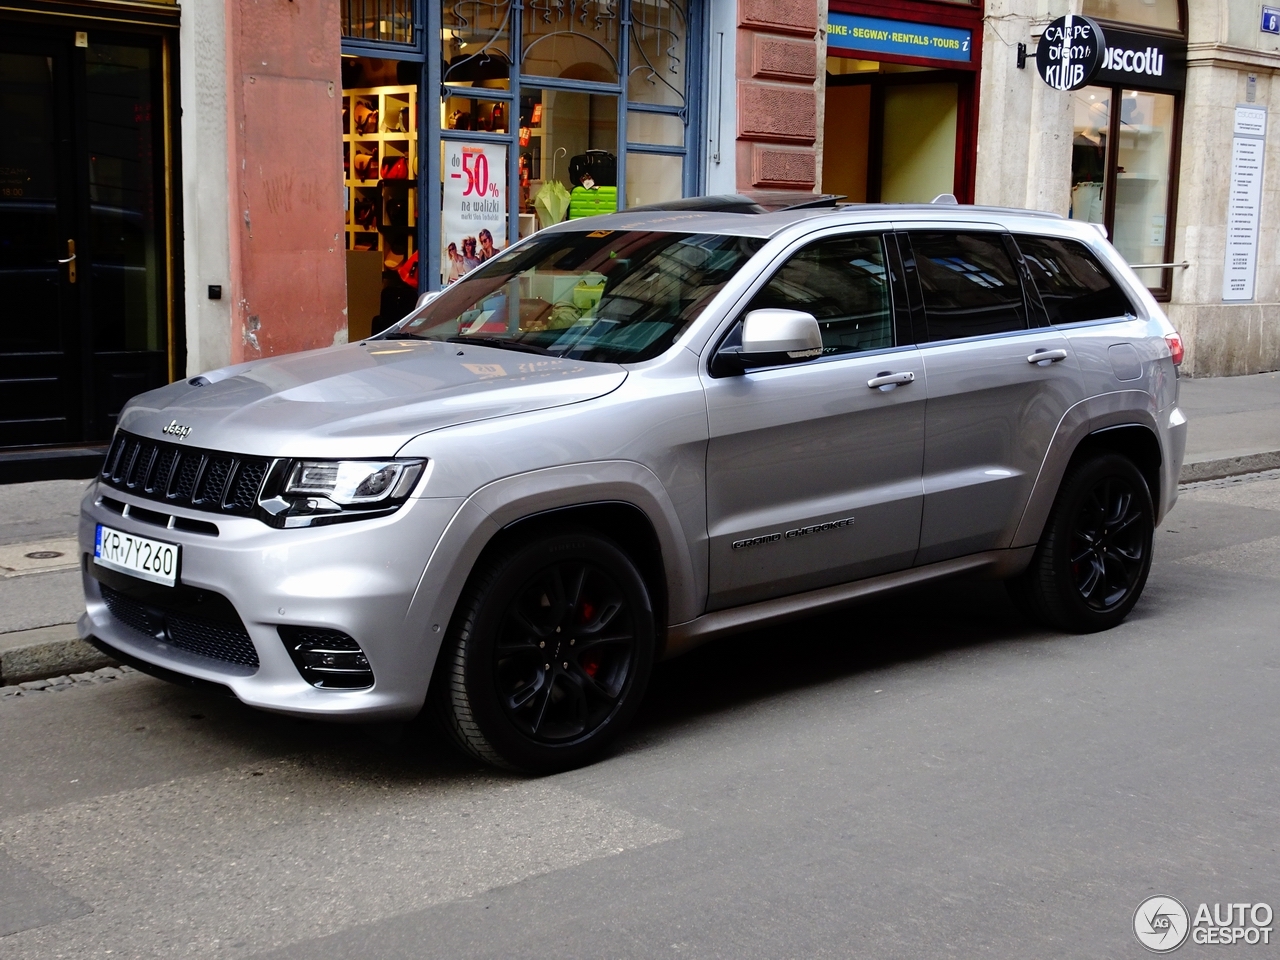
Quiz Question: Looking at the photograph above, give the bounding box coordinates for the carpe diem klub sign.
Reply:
[1035,15,1106,92]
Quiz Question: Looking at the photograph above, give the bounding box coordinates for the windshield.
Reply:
[391,230,765,363]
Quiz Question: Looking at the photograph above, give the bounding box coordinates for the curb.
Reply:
[1178,450,1280,484]
[0,623,117,686]
[3,451,1279,689]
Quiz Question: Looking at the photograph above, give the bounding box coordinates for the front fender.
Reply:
[404,460,703,659]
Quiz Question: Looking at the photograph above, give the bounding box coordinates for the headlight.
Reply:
[259,459,426,527]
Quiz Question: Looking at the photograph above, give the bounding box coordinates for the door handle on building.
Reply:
[1027,349,1067,365]
[58,240,76,283]
[867,371,915,389]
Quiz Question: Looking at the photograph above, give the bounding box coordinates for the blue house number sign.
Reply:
[1263,6,1280,34]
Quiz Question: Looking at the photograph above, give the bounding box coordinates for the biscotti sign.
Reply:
[1093,26,1187,92]
[1035,15,1106,91]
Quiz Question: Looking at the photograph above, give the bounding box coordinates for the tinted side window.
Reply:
[909,232,1027,342]
[747,234,893,355]
[1015,235,1135,324]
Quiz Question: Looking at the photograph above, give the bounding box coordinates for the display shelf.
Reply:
[341,84,418,263]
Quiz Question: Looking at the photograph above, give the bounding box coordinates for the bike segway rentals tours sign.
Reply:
[1036,15,1106,91]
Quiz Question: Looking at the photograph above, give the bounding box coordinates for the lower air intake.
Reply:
[101,585,260,669]
[278,627,374,689]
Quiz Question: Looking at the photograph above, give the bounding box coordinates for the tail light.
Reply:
[1164,331,1184,366]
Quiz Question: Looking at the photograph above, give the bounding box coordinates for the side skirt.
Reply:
[662,547,1035,659]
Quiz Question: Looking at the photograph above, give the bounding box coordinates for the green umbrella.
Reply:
[534,180,572,230]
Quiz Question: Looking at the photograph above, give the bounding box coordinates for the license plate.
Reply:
[94,523,180,587]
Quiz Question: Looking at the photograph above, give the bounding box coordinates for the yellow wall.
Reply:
[881,83,957,203]
[822,85,871,202]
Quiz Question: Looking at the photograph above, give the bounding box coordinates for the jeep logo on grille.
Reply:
[161,420,192,440]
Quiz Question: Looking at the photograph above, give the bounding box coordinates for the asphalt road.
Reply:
[3,473,1280,959]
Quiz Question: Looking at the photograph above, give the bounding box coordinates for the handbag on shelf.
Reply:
[354,99,379,135]
[380,155,408,180]
[384,196,408,227]
[353,195,378,230]
[353,151,377,181]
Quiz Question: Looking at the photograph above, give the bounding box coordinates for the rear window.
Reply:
[908,232,1027,342]
[1014,235,1134,325]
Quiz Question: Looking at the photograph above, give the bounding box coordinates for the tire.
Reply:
[433,529,655,773]
[1007,453,1155,633]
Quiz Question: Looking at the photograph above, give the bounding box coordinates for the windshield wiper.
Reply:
[446,336,552,356]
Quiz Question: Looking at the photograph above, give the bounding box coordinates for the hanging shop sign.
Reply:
[442,141,508,285]
[1035,15,1106,91]
[826,13,972,64]
[1093,26,1187,92]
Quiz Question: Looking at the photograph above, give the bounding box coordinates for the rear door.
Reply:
[901,228,1086,565]
[702,228,926,610]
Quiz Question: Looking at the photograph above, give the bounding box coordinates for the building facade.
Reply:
[0,0,1275,466]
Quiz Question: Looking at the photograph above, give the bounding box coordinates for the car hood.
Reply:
[118,339,627,458]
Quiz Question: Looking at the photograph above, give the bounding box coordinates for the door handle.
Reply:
[867,371,915,389]
[1027,349,1067,365]
[58,240,76,283]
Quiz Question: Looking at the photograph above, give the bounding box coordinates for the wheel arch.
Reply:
[405,461,702,684]
[1013,402,1164,550]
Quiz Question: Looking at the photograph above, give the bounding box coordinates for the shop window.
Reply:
[628,0,686,106]
[1070,86,1109,226]
[443,0,511,88]
[341,0,414,44]
[1068,84,1179,294]
[625,152,682,207]
[907,232,1027,341]
[518,88,617,229]
[1082,0,1181,33]
[341,56,419,338]
[522,0,620,81]
[1114,90,1175,271]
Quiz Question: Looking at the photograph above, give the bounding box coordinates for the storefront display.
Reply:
[823,0,982,204]
[341,56,420,336]
[343,0,700,295]
[1067,3,1186,297]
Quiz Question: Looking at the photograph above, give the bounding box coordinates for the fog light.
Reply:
[279,627,374,689]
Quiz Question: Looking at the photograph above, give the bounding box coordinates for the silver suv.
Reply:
[80,204,1186,772]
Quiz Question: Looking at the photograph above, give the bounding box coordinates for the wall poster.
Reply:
[442,142,508,286]
[1222,105,1267,302]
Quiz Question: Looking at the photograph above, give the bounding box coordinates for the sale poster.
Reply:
[442,142,507,285]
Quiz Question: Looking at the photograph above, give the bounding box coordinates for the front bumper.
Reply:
[79,482,465,720]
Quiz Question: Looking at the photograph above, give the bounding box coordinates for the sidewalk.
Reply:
[2,370,1278,685]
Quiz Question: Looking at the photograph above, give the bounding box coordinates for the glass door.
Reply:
[0,25,171,451]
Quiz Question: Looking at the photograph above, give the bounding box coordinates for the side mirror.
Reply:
[712,309,823,376]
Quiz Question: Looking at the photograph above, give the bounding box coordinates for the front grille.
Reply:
[101,584,260,669]
[101,431,272,518]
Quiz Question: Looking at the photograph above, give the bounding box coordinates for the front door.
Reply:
[0,26,171,451]
[702,230,926,611]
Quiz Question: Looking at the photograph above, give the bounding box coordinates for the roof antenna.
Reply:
[931,193,959,204]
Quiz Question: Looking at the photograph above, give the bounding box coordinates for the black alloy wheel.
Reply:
[1007,453,1155,633]
[1068,474,1148,611]
[434,530,655,773]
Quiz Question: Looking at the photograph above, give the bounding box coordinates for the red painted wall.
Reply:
[225,0,347,362]
[736,0,820,192]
